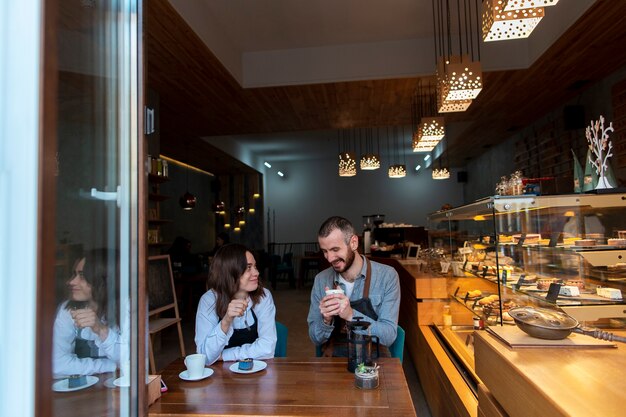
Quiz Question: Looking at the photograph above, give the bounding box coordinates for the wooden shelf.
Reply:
[149,219,172,225]
[148,173,170,184]
[149,193,170,201]
[149,242,172,247]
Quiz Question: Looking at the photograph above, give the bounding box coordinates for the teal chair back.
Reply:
[275,321,288,357]
[315,325,405,363]
[389,325,405,363]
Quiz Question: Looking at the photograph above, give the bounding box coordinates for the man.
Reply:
[307,216,400,356]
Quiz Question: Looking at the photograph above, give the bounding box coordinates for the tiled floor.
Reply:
[154,281,432,416]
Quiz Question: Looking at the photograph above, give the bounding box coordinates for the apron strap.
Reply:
[363,256,372,298]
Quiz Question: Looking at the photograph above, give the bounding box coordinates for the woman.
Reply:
[195,244,276,365]
[52,249,122,377]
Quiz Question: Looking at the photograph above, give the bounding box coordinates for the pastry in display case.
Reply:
[426,193,626,377]
[429,193,626,323]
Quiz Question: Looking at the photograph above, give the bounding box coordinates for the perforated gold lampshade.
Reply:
[411,131,436,152]
[501,0,559,11]
[442,56,483,101]
[360,154,380,170]
[418,117,445,141]
[482,0,544,42]
[338,152,357,177]
[388,164,407,178]
[432,168,451,180]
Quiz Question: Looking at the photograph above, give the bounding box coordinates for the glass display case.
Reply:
[425,193,626,382]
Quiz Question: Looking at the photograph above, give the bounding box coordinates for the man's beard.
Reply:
[333,249,355,273]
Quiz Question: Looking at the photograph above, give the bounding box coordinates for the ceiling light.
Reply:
[277,171,284,177]
[424,155,430,161]
[179,191,197,210]
[415,165,422,171]
[360,154,381,170]
[482,0,545,42]
[264,162,272,168]
[338,152,357,177]
[440,56,483,101]
[433,0,482,112]
[388,164,407,178]
[432,168,451,180]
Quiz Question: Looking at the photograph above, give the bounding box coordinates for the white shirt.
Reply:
[52,300,121,378]
[195,288,277,365]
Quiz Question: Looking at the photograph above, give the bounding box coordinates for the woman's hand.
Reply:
[70,307,109,341]
[220,297,248,333]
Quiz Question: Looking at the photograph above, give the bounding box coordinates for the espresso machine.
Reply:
[362,215,373,254]
[362,214,385,254]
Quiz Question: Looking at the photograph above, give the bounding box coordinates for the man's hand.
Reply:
[319,287,353,324]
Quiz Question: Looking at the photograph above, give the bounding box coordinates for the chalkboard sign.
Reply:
[147,255,176,315]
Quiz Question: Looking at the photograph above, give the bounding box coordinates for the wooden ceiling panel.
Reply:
[147,0,626,169]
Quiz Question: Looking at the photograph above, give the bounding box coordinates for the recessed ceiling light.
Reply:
[415,165,422,171]
[424,155,430,161]
[264,162,272,168]
[277,171,284,177]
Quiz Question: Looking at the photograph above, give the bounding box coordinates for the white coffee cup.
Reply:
[325,288,344,296]
[184,353,206,379]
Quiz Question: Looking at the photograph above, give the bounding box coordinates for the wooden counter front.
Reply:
[149,357,417,416]
[474,330,626,417]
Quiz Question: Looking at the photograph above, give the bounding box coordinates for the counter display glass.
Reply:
[426,193,626,373]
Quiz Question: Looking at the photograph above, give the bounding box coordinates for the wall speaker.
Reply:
[564,105,585,130]
[457,171,468,183]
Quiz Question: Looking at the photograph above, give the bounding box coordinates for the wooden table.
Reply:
[149,357,417,416]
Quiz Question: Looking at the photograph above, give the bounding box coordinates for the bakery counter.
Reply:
[374,257,479,417]
[474,330,626,417]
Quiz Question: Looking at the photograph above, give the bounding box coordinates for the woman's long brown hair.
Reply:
[207,243,265,318]
[66,248,120,327]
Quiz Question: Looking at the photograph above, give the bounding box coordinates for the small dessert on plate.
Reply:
[575,239,596,247]
[608,238,626,247]
[238,358,254,371]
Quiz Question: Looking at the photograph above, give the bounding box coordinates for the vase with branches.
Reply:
[586,115,614,190]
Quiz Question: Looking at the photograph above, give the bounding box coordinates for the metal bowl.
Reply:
[508,306,579,340]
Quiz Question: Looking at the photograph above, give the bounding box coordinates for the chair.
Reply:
[389,325,405,363]
[147,255,186,374]
[270,252,295,289]
[275,321,288,357]
[315,325,405,363]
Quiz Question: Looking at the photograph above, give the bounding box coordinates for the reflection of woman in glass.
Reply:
[195,244,276,365]
[53,249,121,377]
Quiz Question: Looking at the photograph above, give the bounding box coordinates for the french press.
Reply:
[346,316,379,372]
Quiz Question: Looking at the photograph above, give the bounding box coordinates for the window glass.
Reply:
[51,1,139,416]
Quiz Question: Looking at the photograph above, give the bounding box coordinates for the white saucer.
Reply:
[113,377,130,387]
[229,360,267,374]
[179,368,214,381]
[52,375,99,392]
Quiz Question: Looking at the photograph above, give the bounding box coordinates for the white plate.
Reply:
[179,368,214,381]
[229,360,267,374]
[113,377,130,387]
[52,375,99,392]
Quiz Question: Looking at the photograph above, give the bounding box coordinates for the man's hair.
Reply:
[318,216,355,245]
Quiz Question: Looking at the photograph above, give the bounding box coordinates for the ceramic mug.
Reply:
[184,353,206,379]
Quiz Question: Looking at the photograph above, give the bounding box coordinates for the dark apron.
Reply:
[225,309,259,349]
[322,257,387,357]
[74,337,101,359]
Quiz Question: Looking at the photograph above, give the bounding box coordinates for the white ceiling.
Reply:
[169,0,594,88]
[166,0,596,167]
